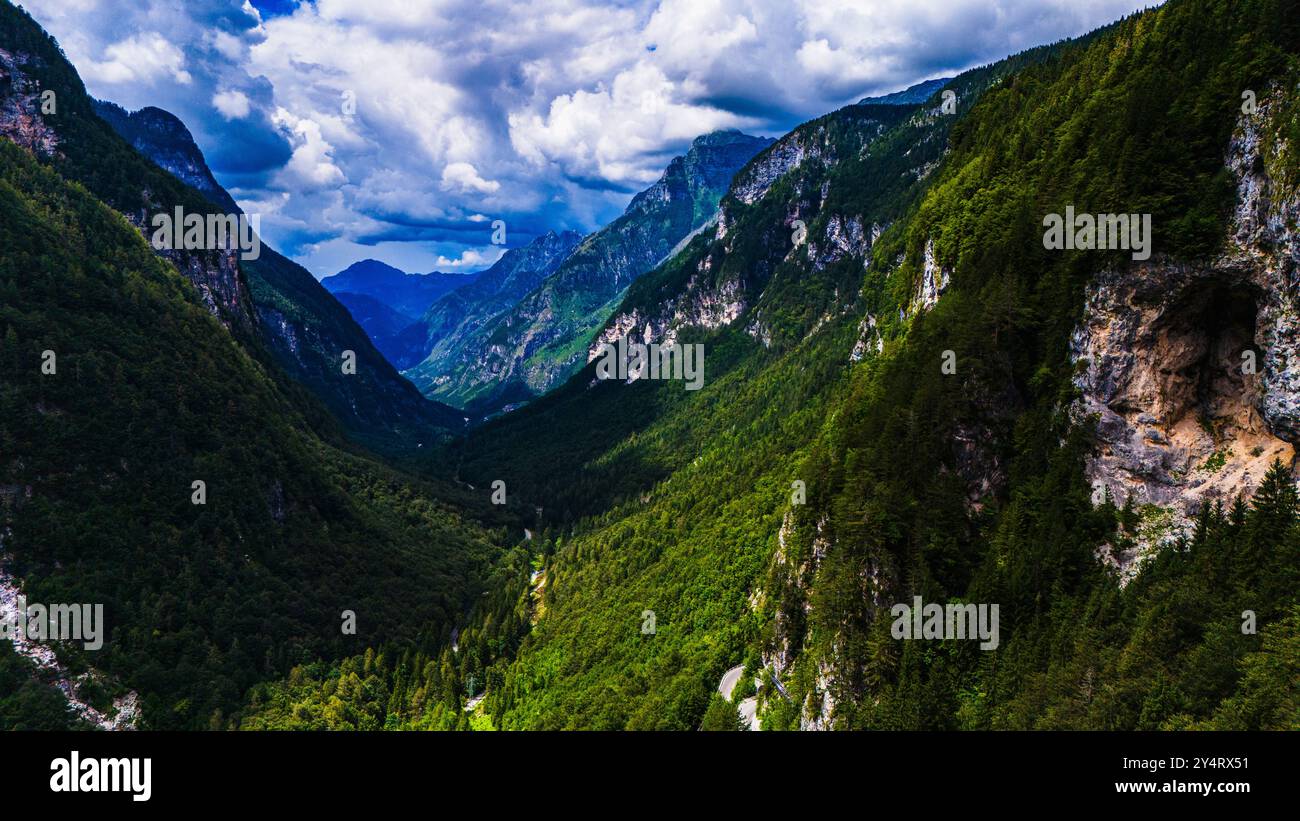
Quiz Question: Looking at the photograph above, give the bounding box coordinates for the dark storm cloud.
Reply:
[29,0,1160,276]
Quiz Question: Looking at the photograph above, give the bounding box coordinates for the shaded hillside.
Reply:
[247,0,1300,731]
[0,1,462,452]
[0,134,502,728]
[321,259,477,320]
[393,230,582,372]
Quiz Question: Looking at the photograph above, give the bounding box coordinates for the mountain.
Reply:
[387,229,583,371]
[405,130,774,414]
[859,77,951,106]
[0,131,503,729]
[246,0,1300,732]
[331,291,417,345]
[242,245,467,449]
[321,259,478,320]
[1,30,255,335]
[8,38,465,448]
[330,291,421,365]
[8,0,1300,737]
[90,100,240,213]
[0,0,516,731]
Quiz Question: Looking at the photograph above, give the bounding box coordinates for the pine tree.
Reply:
[699,693,747,731]
[1240,460,1299,589]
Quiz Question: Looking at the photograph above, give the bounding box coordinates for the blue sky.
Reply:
[27,0,1159,277]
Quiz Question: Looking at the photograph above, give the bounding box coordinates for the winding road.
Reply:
[716,664,760,731]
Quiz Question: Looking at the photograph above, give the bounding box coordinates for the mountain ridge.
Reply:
[321,258,479,320]
[859,77,952,106]
[0,36,470,447]
[387,229,584,372]
[90,100,240,213]
[405,129,774,415]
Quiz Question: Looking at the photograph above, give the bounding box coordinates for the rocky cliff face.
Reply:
[91,103,255,333]
[593,106,915,374]
[0,47,57,156]
[729,133,824,208]
[588,254,747,371]
[726,107,898,210]
[152,238,252,330]
[1071,84,1300,579]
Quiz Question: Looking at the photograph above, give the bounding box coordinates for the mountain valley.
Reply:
[2,0,1298,736]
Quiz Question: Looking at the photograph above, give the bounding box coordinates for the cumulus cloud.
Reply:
[433,247,509,271]
[509,62,752,190]
[213,89,252,119]
[26,0,1162,277]
[442,163,502,195]
[80,32,193,85]
[271,109,347,190]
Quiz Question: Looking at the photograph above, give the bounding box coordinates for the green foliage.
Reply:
[0,0,457,454]
[0,138,501,728]
[700,693,747,731]
[9,0,1298,734]
[243,0,1300,733]
[0,643,80,730]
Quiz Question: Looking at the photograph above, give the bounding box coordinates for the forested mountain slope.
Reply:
[0,1,462,451]
[0,133,505,728]
[245,0,1300,731]
[0,2,511,729]
[394,230,582,373]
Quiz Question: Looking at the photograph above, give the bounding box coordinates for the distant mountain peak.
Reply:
[335,258,407,277]
[323,258,482,325]
[406,129,771,412]
[627,130,772,218]
[691,128,755,146]
[858,77,952,106]
[90,99,240,213]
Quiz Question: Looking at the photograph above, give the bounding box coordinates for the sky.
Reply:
[25,0,1159,278]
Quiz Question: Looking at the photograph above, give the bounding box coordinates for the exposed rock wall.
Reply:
[913,238,951,313]
[588,254,747,371]
[0,47,58,157]
[1071,86,1300,576]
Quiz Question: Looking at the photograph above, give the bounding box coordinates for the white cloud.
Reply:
[80,32,193,86]
[442,162,501,194]
[271,109,347,190]
[213,89,252,119]
[25,0,1163,276]
[210,30,245,61]
[433,247,508,271]
[509,62,750,188]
